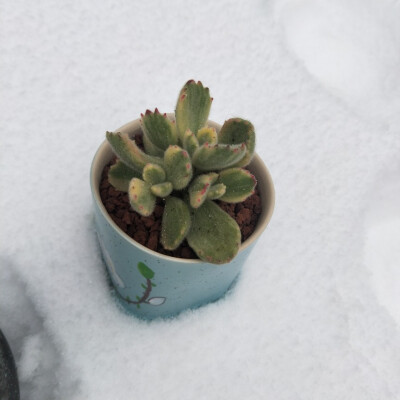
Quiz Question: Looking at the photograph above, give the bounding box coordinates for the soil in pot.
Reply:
[99,136,262,260]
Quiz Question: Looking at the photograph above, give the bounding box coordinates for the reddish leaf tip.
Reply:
[200,183,210,195]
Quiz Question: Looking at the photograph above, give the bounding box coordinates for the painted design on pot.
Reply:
[120,262,166,308]
[98,236,126,288]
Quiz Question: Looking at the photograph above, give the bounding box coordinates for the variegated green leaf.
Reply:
[164,145,193,190]
[151,182,173,198]
[161,197,191,250]
[106,131,163,173]
[188,173,218,208]
[128,178,156,216]
[143,133,164,157]
[142,163,166,185]
[218,168,257,203]
[196,126,218,145]
[192,143,246,171]
[218,118,255,167]
[206,183,226,200]
[187,200,241,264]
[175,80,212,140]
[182,129,199,157]
[108,160,141,192]
[141,109,178,150]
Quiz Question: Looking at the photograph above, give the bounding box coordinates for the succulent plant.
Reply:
[106,80,257,264]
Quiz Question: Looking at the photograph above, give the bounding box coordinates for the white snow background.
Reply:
[1,0,400,398]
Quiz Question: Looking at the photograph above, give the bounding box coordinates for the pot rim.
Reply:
[90,117,275,265]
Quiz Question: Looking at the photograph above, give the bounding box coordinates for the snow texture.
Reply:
[1,0,400,399]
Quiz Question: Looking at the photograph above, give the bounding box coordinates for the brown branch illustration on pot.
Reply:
[119,262,166,308]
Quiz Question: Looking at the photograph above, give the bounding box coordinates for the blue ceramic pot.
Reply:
[90,118,275,319]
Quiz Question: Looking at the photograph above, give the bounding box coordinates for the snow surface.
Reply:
[1,0,400,399]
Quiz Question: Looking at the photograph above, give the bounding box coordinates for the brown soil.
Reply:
[99,141,262,259]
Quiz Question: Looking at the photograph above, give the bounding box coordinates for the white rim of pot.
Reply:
[90,117,275,265]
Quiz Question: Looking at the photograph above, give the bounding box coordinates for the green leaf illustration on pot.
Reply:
[116,263,166,309]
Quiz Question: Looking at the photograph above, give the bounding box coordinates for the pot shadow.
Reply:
[0,257,79,400]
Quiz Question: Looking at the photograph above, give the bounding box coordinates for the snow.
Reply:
[1,0,400,399]
[364,168,400,326]
[277,0,400,123]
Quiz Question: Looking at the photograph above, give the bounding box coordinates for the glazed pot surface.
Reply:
[90,118,275,319]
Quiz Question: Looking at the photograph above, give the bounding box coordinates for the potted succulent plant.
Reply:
[90,80,274,319]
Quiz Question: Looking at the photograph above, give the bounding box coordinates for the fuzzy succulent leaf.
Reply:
[218,168,257,203]
[175,80,212,140]
[161,197,192,250]
[187,200,241,264]
[142,163,166,185]
[106,131,163,173]
[192,142,247,171]
[128,178,156,216]
[108,160,141,192]
[188,173,218,208]
[196,126,218,145]
[182,129,199,157]
[151,182,173,197]
[164,145,193,190]
[143,133,164,157]
[206,183,226,200]
[141,109,178,150]
[218,118,255,167]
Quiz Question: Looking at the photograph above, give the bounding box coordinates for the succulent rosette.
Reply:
[106,80,257,264]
